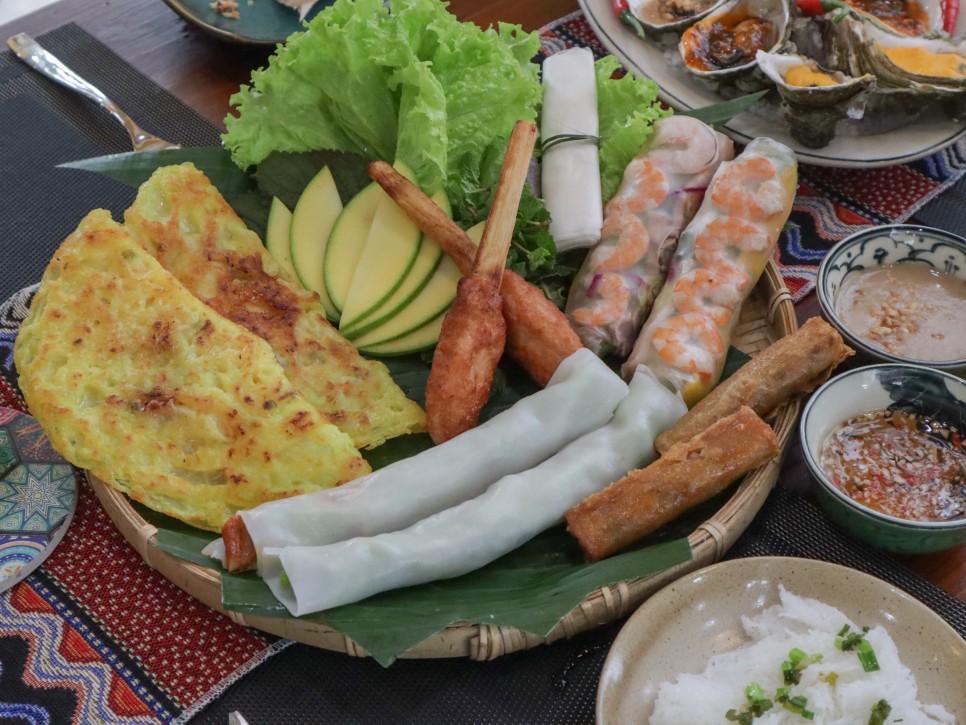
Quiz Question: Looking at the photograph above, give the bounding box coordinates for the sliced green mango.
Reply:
[338,163,424,332]
[290,166,342,319]
[342,189,451,338]
[350,222,484,348]
[358,314,445,356]
[322,181,382,316]
[264,197,298,283]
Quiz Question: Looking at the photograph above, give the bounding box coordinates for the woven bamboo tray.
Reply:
[90,259,798,661]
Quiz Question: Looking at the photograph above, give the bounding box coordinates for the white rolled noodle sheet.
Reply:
[540,47,603,252]
[261,366,687,616]
[203,348,628,569]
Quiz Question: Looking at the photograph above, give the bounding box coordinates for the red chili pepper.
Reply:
[795,0,851,20]
[612,0,648,39]
[942,0,960,33]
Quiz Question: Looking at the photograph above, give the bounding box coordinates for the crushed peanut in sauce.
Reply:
[834,262,966,362]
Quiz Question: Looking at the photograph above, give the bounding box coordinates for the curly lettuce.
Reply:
[595,56,673,203]
[223,0,541,204]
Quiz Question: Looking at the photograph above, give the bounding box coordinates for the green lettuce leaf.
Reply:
[595,56,673,203]
[222,0,541,206]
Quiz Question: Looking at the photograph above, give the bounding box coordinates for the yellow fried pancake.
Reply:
[14,210,370,531]
[122,163,426,449]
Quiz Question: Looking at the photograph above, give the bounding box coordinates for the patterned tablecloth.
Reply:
[0,13,964,725]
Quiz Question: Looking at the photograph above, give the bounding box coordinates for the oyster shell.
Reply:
[679,0,790,79]
[628,0,727,35]
[842,0,944,36]
[757,50,876,146]
[851,17,966,92]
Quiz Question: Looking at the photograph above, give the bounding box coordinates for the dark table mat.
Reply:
[0,23,220,305]
[1,22,964,725]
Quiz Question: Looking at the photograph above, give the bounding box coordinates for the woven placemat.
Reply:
[0,23,221,306]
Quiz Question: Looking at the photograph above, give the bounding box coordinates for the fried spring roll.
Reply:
[566,406,780,561]
[654,317,854,454]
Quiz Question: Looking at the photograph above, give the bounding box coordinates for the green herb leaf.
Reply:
[58,147,253,198]
[220,528,691,666]
[680,91,769,128]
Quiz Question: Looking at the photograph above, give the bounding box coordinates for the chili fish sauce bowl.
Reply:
[800,364,966,554]
[816,224,966,376]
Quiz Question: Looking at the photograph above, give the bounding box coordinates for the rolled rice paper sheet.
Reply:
[261,366,685,616]
[203,349,628,569]
[541,47,603,252]
[622,137,797,407]
[566,116,734,357]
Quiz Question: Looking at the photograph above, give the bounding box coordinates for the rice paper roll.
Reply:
[260,367,686,616]
[204,348,628,569]
[622,137,797,407]
[566,116,734,357]
[541,47,603,251]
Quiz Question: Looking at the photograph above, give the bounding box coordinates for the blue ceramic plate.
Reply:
[162,0,335,45]
[0,406,78,592]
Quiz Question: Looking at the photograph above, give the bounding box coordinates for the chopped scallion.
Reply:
[869,699,892,725]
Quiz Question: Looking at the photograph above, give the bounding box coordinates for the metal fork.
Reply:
[6,32,179,151]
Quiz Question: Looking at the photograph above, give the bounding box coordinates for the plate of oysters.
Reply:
[580,0,966,167]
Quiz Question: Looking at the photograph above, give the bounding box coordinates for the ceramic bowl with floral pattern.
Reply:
[816,224,966,376]
[800,364,966,554]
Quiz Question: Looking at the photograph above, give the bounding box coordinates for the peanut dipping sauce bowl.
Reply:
[815,224,966,377]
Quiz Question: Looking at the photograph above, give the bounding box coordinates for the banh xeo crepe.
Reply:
[13,210,369,531]
[123,163,425,449]
[208,348,629,572]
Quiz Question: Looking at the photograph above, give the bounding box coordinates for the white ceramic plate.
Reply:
[597,556,966,724]
[578,0,966,168]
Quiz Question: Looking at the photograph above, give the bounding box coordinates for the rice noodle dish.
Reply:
[650,586,954,724]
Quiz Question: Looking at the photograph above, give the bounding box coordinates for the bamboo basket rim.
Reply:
[90,259,799,662]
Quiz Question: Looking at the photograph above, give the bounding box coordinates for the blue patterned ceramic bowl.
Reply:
[800,364,966,554]
[816,225,966,376]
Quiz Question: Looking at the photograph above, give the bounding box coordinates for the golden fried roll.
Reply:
[501,270,582,387]
[222,515,256,572]
[566,406,780,561]
[654,317,853,454]
[425,276,505,443]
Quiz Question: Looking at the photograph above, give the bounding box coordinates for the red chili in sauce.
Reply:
[819,409,966,522]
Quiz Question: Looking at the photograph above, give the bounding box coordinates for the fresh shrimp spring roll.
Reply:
[259,366,686,617]
[622,137,798,407]
[566,116,734,357]
[202,348,628,571]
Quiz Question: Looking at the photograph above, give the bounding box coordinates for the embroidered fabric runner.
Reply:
[539,11,966,301]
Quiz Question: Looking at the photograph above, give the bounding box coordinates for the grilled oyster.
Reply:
[757,49,875,146]
[679,0,790,81]
[842,0,944,36]
[629,0,727,36]
[853,18,966,91]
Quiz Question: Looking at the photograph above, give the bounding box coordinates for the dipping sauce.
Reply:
[820,409,966,522]
[834,262,966,362]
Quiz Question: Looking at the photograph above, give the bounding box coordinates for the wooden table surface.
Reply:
[3,0,963,602]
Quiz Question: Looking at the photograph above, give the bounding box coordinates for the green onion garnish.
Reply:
[835,625,880,671]
[869,699,892,725]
